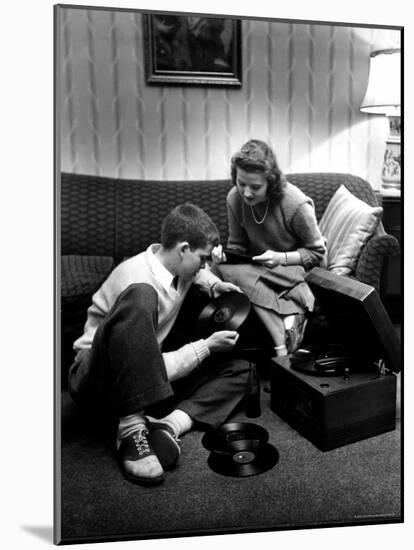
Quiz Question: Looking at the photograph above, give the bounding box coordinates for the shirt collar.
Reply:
[147,244,176,293]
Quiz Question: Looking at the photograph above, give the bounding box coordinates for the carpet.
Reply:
[57,373,401,544]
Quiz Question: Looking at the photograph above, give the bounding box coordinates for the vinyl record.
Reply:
[207,443,279,477]
[290,346,354,377]
[202,422,269,453]
[197,292,251,339]
[291,356,351,377]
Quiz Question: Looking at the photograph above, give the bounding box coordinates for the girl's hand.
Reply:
[211,244,227,264]
[252,250,285,268]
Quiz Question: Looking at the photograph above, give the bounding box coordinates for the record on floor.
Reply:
[196,291,251,339]
[202,422,269,453]
[207,442,279,477]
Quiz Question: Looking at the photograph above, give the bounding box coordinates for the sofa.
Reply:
[60,172,399,381]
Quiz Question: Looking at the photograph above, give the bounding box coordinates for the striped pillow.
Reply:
[319,185,383,275]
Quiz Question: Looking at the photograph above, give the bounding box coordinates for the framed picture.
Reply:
[143,14,242,87]
[387,115,401,143]
[382,140,401,186]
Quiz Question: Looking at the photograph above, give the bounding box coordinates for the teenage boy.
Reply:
[68,203,249,485]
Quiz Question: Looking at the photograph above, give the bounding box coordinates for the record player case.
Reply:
[270,356,396,451]
[270,267,401,452]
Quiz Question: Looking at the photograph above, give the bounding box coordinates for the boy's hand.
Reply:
[205,330,239,353]
[212,280,243,298]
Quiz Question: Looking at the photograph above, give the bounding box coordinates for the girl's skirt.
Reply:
[214,263,315,316]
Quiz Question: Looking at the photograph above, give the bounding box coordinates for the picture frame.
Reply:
[387,115,401,143]
[143,14,242,87]
[382,140,401,186]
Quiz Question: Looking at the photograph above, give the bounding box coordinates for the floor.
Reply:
[58,354,402,544]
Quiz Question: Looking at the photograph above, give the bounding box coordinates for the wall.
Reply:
[58,7,401,188]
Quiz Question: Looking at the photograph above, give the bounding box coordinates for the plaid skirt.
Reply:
[214,263,315,317]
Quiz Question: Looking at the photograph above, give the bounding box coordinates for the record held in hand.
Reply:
[197,291,251,339]
[202,422,269,453]
[207,442,279,477]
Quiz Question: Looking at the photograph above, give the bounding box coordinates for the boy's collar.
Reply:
[147,244,176,293]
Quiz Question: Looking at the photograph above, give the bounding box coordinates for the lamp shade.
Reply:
[360,48,401,115]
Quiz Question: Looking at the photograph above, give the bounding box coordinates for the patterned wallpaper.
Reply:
[58,7,401,189]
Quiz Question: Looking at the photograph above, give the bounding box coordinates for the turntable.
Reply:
[270,268,401,451]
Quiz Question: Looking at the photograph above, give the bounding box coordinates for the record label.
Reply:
[213,306,232,324]
[207,443,279,477]
[233,451,256,464]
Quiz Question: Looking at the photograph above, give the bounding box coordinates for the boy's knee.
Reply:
[115,283,158,319]
[121,283,157,305]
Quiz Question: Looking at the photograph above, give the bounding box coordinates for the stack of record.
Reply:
[202,422,279,477]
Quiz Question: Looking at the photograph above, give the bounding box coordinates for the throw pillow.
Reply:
[318,185,383,275]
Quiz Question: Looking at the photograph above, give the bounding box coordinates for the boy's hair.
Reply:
[230,139,286,198]
[161,203,220,250]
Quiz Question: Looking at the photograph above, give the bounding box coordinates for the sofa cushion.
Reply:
[319,185,383,275]
[61,255,114,303]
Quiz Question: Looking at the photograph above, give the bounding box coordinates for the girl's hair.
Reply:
[161,203,220,250]
[230,139,286,198]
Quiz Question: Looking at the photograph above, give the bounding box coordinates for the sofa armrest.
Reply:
[61,255,115,303]
[355,228,400,291]
[61,254,115,388]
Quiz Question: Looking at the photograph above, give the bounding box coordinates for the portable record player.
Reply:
[270,268,401,451]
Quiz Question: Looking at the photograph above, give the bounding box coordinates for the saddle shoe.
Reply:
[146,419,181,470]
[118,424,165,486]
